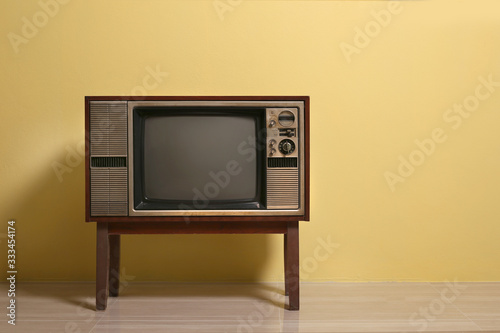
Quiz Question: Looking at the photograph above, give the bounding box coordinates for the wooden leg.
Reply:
[96,223,110,311]
[285,221,300,310]
[284,233,289,296]
[109,235,121,297]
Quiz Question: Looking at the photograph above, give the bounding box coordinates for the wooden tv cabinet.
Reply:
[95,220,301,310]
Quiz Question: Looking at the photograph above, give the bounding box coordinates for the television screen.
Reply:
[133,107,266,210]
[144,115,257,200]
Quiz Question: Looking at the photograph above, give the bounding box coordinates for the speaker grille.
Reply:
[91,157,127,168]
[90,102,127,156]
[268,157,298,168]
[91,168,128,216]
[89,101,128,216]
[267,168,299,209]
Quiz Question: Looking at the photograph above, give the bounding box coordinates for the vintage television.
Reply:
[85,96,309,221]
[86,96,309,311]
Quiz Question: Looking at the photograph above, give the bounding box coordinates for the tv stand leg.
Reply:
[285,221,299,310]
[96,223,109,311]
[109,235,121,297]
[284,233,289,296]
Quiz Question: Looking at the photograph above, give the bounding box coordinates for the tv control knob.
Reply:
[278,110,295,127]
[269,139,277,147]
[279,139,295,155]
[269,148,277,156]
[269,120,276,128]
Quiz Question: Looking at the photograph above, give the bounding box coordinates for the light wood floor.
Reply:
[1,282,499,332]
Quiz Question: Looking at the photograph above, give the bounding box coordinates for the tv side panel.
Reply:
[85,97,90,222]
[304,96,310,221]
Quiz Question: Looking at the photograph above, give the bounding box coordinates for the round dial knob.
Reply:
[278,110,295,127]
[269,119,276,128]
[269,139,277,147]
[269,148,277,156]
[278,139,295,155]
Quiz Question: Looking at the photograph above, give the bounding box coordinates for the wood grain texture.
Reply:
[303,96,310,221]
[10,282,500,332]
[96,223,109,310]
[85,96,309,102]
[108,235,120,297]
[285,221,300,310]
[84,96,90,223]
[94,215,303,223]
[107,221,289,235]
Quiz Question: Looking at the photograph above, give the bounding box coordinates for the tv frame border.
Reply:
[85,96,310,311]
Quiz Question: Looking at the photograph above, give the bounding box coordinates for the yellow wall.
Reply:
[1,0,499,282]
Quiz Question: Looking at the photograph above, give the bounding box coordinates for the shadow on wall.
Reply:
[4,141,272,282]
